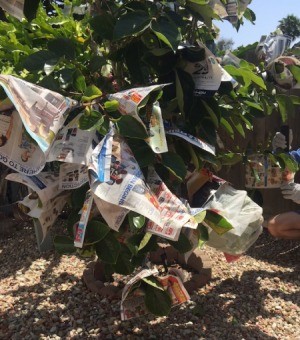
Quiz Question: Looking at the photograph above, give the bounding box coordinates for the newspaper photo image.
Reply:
[0,106,45,175]
[89,132,194,240]
[59,163,88,190]
[0,75,75,153]
[108,85,168,154]
[47,112,103,165]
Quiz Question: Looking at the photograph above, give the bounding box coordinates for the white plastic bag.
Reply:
[203,183,263,254]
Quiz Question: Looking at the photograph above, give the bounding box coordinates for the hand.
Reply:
[281,182,300,204]
[272,130,293,151]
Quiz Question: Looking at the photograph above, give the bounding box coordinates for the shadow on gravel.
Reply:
[247,229,300,268]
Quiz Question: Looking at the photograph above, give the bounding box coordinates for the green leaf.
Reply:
[230,116,245,138]
[59,68,74,89]
[193,210,206,224]
[204,210,233,235]
[114,10,151,40]
[198,224,209,241]
[175,70,185,115]
[113,245,134,275]
[151,16,181,50]
[290,95,300,106]
[201,100,219,127]
[95,232,121,264]
[88,56,107,73]
[138,232,152,251]
[79,110,104,131]
[128,211,146,230]
[116,115,148,139]
[188,0,209,4]
[145,284,172,316]
[71,183,90,210]
[85,220,110,245]
[220,117,234,138]
[73,70,86,93]
[218,152,243,166]
[24,0,40,21]
[275,94,295,122]
[23,50,57,71]
[82,85,102,102]
[169,233,193,253]
[104,100,119,112]
[289,65,300,83]
[142,276,164,291]
[90,13,115,40]
[48,38,76,59]
[276,153,299,173]
[244,100,264,111]
[161,152,187,181]
[53,235,76,254]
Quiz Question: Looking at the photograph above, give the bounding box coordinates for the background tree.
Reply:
[216,37,235,54]
[278,14,300,41]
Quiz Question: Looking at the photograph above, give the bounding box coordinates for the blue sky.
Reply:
[215,0,300,48]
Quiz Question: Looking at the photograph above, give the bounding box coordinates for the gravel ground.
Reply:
[0,220,299,340]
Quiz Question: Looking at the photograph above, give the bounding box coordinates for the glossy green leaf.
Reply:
[161,152,187,181]
[116,115,148,139]
[113,245,134,275]
[48,38,76,59]
[23,50,57,71]
[104,100,119,112]
[73,70,86,93]
[204,210,233,235]
[85,220,110,245]
[82,85,102,102]
[198,224,209,241]
[144,283,172,316]
[220,117,234,138]
[24,0,40,21]
[142,276,164,291]
[128,211,146,230]
[114,10,151,40]
[138,232,152,251]
[79,110,104,131]
[95,232,121,264]
[289,65,300,83]
[90,13,115,40]
[193,210,206,224]
[169,233,193,253]
[276,153,299,173]
[151,16,181,50]
[88,56,107,73]
[275,94,295,122]
[53,235,76,254]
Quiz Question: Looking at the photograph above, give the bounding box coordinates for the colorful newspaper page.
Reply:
[59,163,88,190]
[74,190,94,248]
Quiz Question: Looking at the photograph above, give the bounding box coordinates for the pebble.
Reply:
[1,222,299,339]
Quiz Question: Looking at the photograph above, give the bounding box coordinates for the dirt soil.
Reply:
[0,220,299,340]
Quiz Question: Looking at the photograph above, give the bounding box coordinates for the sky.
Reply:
[215,0,300,48]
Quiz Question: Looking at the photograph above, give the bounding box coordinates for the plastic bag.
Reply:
[203,183,263,255]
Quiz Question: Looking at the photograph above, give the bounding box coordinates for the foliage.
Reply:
[278,14,300,41]
[0,0,299,318]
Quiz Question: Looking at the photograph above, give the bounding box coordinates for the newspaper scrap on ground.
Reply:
[0,75,76,174]
[0,0,24,20]
[120,268,190,321]
[89,132,196,240]
[59,163,88,190]
[74,190,94,248]
[108,86,168,154]
[47,113,102,165]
